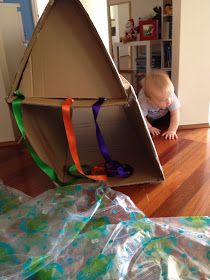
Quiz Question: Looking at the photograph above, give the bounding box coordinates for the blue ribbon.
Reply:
[92,98,133,178]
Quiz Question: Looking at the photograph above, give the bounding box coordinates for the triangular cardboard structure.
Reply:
[7,0,164,187]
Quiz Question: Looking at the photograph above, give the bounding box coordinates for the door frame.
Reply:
[30,0,39,24]
[107,1,131,57]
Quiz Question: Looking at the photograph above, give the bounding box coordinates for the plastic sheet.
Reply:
[0,180,30,215]
[0,181,209,279]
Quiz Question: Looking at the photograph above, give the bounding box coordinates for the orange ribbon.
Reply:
[62,98,107,182]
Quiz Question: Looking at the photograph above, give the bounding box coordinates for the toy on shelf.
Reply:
[153,6,161,20]
[164,3,172,16]
[121,18,137,43]
[153,6,162,39]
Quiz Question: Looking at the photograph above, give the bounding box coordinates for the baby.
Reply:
[138,70,180,140]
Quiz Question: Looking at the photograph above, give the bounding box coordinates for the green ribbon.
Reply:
[12,90,78,186]
[67,165,92,177]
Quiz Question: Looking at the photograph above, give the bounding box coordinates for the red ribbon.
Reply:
[62,98,107,182]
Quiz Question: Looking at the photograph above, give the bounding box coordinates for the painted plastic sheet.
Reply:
[0,181,209,279]
[0,180,30,215]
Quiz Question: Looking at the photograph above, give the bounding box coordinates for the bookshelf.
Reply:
[136,40,161,73]
[113,40,151,73]
[112,0,173,83]
[161,0,173,77]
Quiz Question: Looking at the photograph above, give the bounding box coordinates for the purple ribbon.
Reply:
[92,98,133,178]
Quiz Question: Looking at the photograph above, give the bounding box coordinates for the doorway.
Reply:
[108,1,131,70]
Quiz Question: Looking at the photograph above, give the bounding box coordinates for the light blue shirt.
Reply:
[138,89,180,120]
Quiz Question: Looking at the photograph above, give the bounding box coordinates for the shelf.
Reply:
[112,0,173,75]
[162,67,171,71]
[162,0,173,72]
[113,41,152,73]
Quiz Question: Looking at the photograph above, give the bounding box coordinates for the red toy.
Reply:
[121,18,137,43]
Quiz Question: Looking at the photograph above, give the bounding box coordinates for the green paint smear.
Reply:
[76,254,114,280]
[179,217,210,228]
[30,264,63,280]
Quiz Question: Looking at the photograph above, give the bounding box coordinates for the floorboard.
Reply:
[0,128,210,217]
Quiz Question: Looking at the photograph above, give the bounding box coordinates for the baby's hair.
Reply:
[143,70,174,98]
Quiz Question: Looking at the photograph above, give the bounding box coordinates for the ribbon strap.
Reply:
[12,91,77,186]
[92,98,134,178]
[62,98,107,182]
[92,98,111,162]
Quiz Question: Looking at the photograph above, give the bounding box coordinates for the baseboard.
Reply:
[179,123,210,130]
[120,69,134,73]
[0,136,22,147]
[119,55,130,58]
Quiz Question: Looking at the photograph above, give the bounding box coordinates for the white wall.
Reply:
[110,6,119,41]
[118,4,130,38]
[0,32,16,143]
[0,4,25,86]
[110,3,130,56]
[36,0,49,17]
[173,0,210,125]
[0,4,25,143]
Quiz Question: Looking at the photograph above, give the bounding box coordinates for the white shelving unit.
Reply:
[112,0,173,77]
[113,41,151,73]
[161,0,173,76]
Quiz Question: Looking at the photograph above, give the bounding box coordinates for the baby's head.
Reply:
[143,70,174,109]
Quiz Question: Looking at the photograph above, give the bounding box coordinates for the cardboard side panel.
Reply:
[22,104,69,181]
[69,102,164,186]
[19,57,33,97]
[124,95,164,182]
[19,0,125,99]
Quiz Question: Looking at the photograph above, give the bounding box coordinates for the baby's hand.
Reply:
[149,126,161,136]
[162,130,178,140]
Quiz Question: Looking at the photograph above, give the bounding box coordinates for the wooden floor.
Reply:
[0,128,210,217]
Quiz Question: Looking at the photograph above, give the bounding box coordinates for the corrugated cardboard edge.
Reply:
[10,0,126,98]
[127,91,165,181]
[6,96,127,107]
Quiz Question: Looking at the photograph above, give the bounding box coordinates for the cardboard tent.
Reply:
[7,0,164,187]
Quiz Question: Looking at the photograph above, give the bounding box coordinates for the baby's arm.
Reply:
[145,118,161,136]
[162,109,180,140]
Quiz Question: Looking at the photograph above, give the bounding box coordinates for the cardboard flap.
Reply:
[11,0,126,100]
[6,96,127,108]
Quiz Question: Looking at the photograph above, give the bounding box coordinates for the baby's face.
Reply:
[149,91,172,109]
